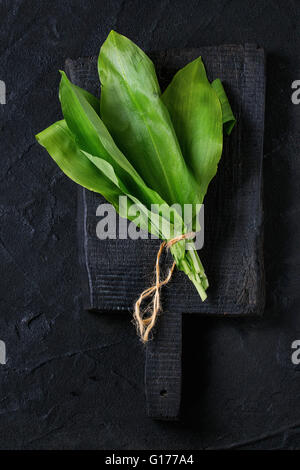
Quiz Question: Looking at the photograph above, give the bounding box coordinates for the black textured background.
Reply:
[0,0,299,450]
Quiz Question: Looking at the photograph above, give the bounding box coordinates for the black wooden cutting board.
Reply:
[66,44,265,420]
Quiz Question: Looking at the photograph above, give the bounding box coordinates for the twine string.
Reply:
[133,232,196,343]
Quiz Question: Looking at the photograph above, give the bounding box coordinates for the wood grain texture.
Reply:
[145,312,182,419]
[66,45,265,420]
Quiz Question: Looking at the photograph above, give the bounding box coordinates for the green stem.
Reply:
[185,246,209,289]
[170,241,208,301]
[189,272,207,301]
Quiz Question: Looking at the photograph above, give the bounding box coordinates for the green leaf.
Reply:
[162,57,223,202]
[58,70,177,217]
[211,78,236,135]
[64,82,99,113]
[35,120,186,255]
[59,71,140,182]
[35,32,239,302]
[98,30,201,209]
[36,120,122,203]
[84,150,186,247]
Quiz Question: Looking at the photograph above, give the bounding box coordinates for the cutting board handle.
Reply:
[145,311,182,420]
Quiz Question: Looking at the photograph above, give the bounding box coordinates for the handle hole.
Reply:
[160,389,167,397]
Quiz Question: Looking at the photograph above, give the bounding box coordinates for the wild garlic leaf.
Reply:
[59,71,141,181]
[36,119,186,254]
[35,31,237,302]
[84,150,186,248]
[162,57,224,202]
[36,120,122,202]
[211,78,236,135]
[98,30,201,209]
[59,71,176,216]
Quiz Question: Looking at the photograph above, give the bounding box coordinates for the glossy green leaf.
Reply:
[84,150,187,247]
[35,119,186,256]
[98,30,201,209]
[35,31,237,302]
[59,71,177,216]
[211,78,236,135]
[162,57,224,202]
[36,120,122,202]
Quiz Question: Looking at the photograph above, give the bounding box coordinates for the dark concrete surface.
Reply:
[0,0,299,450]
